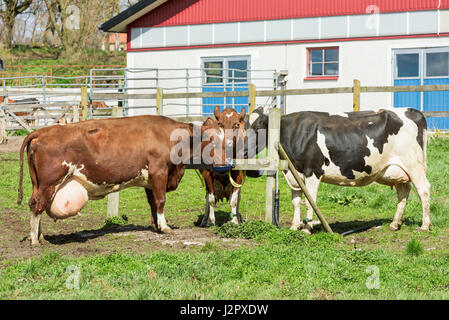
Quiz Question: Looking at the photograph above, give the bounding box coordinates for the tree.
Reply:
[43,0,122,51]
[0,0,33,48]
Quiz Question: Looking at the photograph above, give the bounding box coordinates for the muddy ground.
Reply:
[0,136,25,154]
[0,206,247,267]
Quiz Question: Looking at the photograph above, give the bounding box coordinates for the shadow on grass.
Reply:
[43,224,177,245]
[194,210,231,227]
[313,217,418,235]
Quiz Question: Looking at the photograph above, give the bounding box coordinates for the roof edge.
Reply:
[100,0,167,33]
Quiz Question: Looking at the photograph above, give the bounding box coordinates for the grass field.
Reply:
[0,136,448,299]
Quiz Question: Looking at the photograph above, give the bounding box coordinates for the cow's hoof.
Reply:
[230,217,239,225]
[30,240,41,247]
[416,226,430,232]
[389,223,401,231]
[290,224,301,231]
[160,227,174,234]
[301,224,313,235]
[301,228,312,235]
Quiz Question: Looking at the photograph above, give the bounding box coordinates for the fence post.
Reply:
[157,87,163,115]
[81,87,88,121]
[248,83,256,115]
[0,106,7,144]
[73,105,80,123]
[265,108,281,223]
[353,79,361,112]
[107,106,122,218]
[277,71,288,114]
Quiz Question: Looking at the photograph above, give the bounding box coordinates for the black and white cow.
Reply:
[247,107,430,233]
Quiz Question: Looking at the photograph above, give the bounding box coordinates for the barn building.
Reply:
[101,0,449,129]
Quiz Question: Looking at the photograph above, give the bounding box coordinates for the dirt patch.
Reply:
[0,137,25,154]
[0,206,251,267]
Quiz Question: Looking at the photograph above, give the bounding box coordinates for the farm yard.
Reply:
[2,0,449,304]
[0,135,448,300]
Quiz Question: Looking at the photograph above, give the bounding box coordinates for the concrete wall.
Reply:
[127,36,449,116]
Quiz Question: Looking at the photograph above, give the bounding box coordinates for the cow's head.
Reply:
[244,107,269,159]
[214,106,246,160]
[199,116,228,167]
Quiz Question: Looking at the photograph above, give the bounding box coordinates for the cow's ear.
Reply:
[239,108,246,121]
[214,106,221,120]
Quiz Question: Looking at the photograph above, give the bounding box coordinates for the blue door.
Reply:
[202,57,250,116]
[394,48,449,130]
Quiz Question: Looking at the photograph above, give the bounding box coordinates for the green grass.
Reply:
[1,234,449,299]
[406,239,424,257]
[1,137,449,299]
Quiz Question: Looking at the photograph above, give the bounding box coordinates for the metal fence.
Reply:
[0,66,282,137]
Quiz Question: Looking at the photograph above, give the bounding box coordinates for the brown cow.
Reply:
[200,106,246,227]
[17,114,226,245]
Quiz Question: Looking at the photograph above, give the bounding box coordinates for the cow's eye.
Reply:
[234,123,240,129]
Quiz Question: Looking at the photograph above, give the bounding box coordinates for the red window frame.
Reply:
[305,47,339,80]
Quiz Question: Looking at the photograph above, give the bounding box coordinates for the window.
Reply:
[202,56,250,85]
[426,52,449,77]
[201,56,251,115]
[204,61,223,84]
[396,53,420,78]
[394,47,449,79]
[307,47,339,78]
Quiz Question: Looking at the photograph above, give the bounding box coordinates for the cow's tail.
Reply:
[17,131,39,205]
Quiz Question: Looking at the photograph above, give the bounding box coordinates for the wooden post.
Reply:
[248,83,256,115]
[278,143,333,233]
[107,192,120,218]
[80,87,88,121]
[353,79,361,112]
[73,105,80,123]
[50,65,53,90]
[107,105,123,218]
[265,108,281,222]
[0,106,7,144]
[156,87,163,115]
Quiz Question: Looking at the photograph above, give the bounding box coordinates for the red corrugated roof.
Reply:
[130,0,449,28]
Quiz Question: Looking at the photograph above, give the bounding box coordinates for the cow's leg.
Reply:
[29,213,42,246]
[303,176,321,234]
[229,188,241,224]
[144,188,158,228]
[150,170,172,233]
[290,189,303,231]
[28,185,55,245]
[229,171,244,224]
[200,193,216,227]
[200,171,216,227]
[408,168,431,231]
[389,183,411,231]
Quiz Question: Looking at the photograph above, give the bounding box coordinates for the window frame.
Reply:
[305,46,340,80]
[202,55,251,86]
[393,47,449,81]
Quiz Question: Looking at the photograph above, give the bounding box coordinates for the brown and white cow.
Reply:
[17,115,226,245]
[200,106,246,226]
[248,107,430,233]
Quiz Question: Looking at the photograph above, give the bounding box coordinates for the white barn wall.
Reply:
[127,36,449,116]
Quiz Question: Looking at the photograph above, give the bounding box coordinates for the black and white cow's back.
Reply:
[249,107,430,233]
